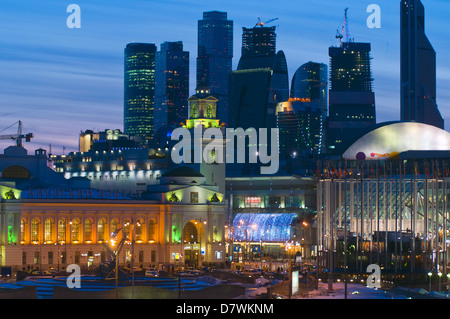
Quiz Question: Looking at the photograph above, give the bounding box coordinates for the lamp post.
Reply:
[438,272,442,293]
[428,272,432,292]
[286,242,293,299]
[446,274,450,293]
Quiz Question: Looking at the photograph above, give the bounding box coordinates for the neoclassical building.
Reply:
[0,146,226,271]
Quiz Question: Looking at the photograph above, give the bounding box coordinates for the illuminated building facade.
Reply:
[124,43,156,142]
[0,148,227,271]
[52,148,170,195]
[186,88,220,130]
[78,129,139,153]
[276,98,325,159]
[154,41,190,134]
[401,0,444,129]
[197,11,233,124]
[317,122,450,275]
[326,42,376,156]
[290,61,328,114]
[225,175,317,268]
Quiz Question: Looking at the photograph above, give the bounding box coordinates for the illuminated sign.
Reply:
[343,122,450,160]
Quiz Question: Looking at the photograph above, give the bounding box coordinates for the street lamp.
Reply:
[438,272,442,293]
[446,274,450,293]
[428,272,432,292]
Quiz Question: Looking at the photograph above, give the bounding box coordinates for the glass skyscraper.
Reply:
[154,41,189,134]
[400,0,444,129]
[291,62,328,109]
[228,24,289,130]
[197,11,233,124]
[124,43,156,142]
[275,61,328,158]
[326,42,376,156]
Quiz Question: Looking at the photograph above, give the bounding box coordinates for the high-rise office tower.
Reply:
[291,61,328,113]
[276,99,325,159]
[400,0,443,129]
[124,43,156,142]
[197,11,233,124]
[228,24,289,131]
[154,41,189,135]
[240,25,276,58]
[277,61,328,158]
[326,42,376,155]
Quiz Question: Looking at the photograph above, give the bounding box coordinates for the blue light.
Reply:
[232,213,298,242]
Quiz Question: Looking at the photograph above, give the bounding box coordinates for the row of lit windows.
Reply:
[21,218,157,244]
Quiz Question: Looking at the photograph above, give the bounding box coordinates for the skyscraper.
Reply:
[326,42,376,155]
[290,61,328,113]
[400,0,444,129]
[197,11,233,124]
[276,98,325,159]
[154,41,189,134]
[228,24,289,130]
[124,43,156,142]
[276,61,328,158]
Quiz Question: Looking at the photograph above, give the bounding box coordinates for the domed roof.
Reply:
[162,166,204,178]
[342,122,450,160]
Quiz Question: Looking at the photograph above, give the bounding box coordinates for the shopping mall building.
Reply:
[316,122,450,276]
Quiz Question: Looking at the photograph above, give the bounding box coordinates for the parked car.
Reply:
[145,270,159,277]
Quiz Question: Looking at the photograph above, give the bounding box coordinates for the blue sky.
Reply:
[0,0,449,154]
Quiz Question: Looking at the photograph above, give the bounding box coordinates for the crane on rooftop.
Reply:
[336,8,352,45]
[0,121,33,147]
[255,17,279,27]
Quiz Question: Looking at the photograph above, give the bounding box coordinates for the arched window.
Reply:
[110,219,118,237]
[2,165,31,179]
[84,219,92,242]
[97,218,106,242]
[44,219,53,242]
[71,219,80,243]
[148,219,156,242]
[206,104,213,118]
[190,103,198,118]
[135,219,144,241]
[123,219,131,240]
[31,218,39,242]
[183,221,198,243]
[21,219,26,242]
[58,219,66,243]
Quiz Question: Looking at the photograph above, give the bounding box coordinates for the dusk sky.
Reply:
[1,0,449,154]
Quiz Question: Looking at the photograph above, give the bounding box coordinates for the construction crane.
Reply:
[255,17,279,27]
[0,121,33,147]
[336,8,351,45]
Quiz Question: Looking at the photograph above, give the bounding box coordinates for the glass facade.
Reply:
[154,41,189,134]
[326,42,376,156]
[229,25,289,131]
[197,11,233,124]
[124,43,156,141]
[317,159,450,274]
[232,213,298,242]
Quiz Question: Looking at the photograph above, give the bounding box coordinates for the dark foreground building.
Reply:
[400,0,444,129]
[228,24,289,131]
